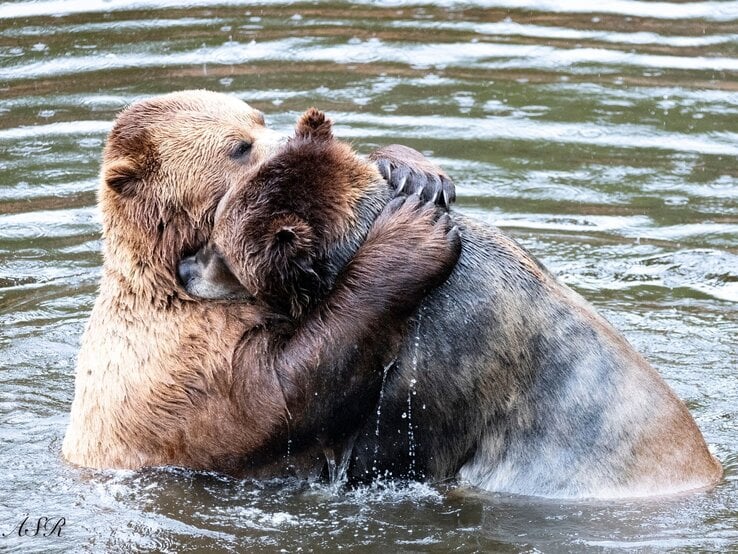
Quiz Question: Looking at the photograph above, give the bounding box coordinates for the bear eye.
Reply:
[230,140,252,159]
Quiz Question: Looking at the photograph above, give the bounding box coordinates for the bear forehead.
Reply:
[154,113,259,146]
[152,90,263,118]
[107,92,269,167]
[117,90,266,139]
[247,138,363,201]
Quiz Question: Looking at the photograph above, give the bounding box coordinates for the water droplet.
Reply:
[371,360,394,475]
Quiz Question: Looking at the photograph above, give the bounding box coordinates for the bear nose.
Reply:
[177,254,198,286]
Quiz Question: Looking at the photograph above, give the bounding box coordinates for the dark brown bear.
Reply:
[184,109,722,498]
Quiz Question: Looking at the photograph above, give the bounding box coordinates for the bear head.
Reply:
[99,90,283,301]
[179,108,392,318]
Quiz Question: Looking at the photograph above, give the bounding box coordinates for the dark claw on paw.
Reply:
[397,175,409,195]
[373,147,456,211]
[376,159,391,181]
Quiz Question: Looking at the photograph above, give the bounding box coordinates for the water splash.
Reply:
[371,358,395,476]
[323,447,338,484]
[406,308,424,479]
[323,432,359,491]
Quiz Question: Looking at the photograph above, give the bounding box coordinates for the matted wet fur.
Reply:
[188,109,723,498]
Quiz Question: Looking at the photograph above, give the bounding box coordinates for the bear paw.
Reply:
[370,145,456,209]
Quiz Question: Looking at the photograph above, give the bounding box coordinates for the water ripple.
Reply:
[337,113,738,156]
[353,0,738,22]
[6,0,735,22]
[390,19,738,48]
[0,121,110,141]
[4,37,738,83]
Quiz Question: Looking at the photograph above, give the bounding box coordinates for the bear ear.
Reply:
[271,224,310,252]
[295,108,333,141]
[104,158,141,196]
[275,226,299,245]
[104,105,159,196]
[268,216,314,257]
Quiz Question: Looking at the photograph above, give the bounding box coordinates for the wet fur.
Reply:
[64,90,286,470]
[349,218,722,497]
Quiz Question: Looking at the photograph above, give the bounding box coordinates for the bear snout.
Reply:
[177,253,199,289]
[177,245,253,302]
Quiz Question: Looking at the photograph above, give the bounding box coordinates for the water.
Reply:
[1,1,737,551]
[372,359,394,476]
[405,308,424,480]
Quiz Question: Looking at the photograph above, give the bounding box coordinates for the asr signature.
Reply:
[2,515,66,538]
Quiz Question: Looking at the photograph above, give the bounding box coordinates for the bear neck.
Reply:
[321,176,392,291]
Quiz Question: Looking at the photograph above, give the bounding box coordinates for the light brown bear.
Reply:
[184,109,723,498]
[62,91,459,473]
